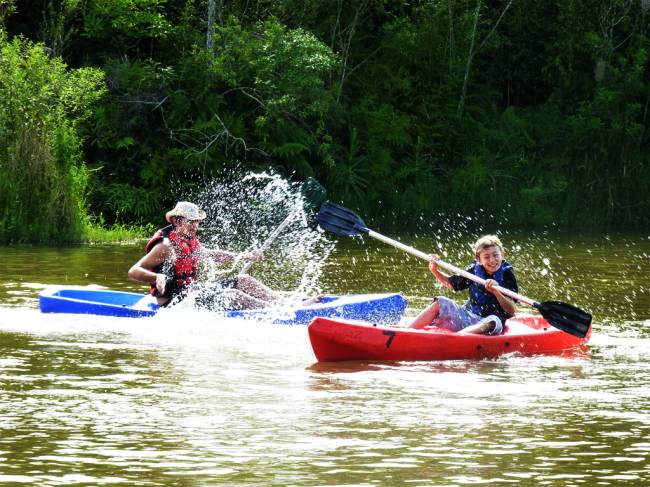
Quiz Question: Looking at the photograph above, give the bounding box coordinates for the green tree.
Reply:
[0,33,105,243]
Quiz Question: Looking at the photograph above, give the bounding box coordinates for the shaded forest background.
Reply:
[1,0,649,243]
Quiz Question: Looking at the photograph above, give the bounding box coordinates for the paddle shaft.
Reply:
[240,212,295,274]
[240,178,326,274]
[367,230,537,307]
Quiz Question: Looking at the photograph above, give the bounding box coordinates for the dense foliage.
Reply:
[1,0,649,242]
[0,30,104,242]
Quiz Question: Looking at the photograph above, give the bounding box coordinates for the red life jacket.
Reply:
[145,225,201,298]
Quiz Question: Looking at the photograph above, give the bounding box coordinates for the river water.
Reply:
[1,231,649,486]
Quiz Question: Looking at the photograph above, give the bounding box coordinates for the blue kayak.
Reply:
[38,287,407,325]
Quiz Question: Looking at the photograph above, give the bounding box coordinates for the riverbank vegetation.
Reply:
[1,1,649,243]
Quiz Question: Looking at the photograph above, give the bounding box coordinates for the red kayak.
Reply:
[308,315,592,362]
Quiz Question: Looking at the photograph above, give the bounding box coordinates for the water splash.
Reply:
[177,171,334,304]
[347,207,649,327]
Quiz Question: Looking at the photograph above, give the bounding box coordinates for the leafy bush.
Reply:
[0,33,105,243]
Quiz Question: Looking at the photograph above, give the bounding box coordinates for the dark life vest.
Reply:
[145,225,201,299]
[451,260,517,322]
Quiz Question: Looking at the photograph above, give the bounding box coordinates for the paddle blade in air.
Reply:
[300,178,327,212]
[316,201,370,237]
[536,301,592,338]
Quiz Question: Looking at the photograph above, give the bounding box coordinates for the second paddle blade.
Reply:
[300,178,327,212]
[316,201,369,237]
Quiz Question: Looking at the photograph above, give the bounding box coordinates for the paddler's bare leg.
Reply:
[236,275,283,303]
[409,298,440,329]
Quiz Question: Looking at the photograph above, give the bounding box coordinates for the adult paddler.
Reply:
[128,201,286,308]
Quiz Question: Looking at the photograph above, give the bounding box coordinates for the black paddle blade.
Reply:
[300,178,327,212]
[535,301,592,338]
[316,201,370,237]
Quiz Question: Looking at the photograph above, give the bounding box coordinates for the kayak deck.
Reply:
[308,315,592,362]
[38,286,407,325]
[227,293,407,325]
[39,288,158,318]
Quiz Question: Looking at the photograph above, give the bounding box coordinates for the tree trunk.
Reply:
[207,0,216,55]
[457,0,481,119]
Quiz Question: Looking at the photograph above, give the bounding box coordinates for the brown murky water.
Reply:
[1,231,649,485]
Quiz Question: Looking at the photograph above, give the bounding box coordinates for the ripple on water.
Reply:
[1,292,650,481]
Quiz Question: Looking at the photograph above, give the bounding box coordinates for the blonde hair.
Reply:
[473,235,504,257]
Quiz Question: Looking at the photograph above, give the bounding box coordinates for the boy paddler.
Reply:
[410,235,518,334]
